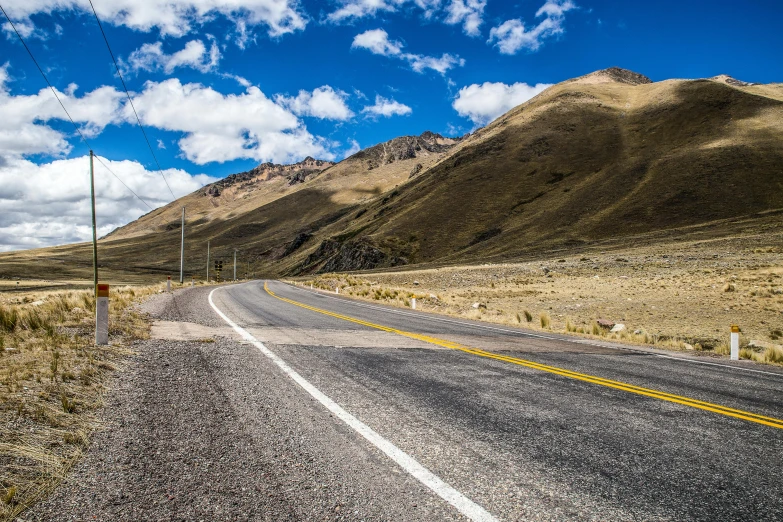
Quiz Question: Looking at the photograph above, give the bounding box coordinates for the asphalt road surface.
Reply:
[31,281,783,521]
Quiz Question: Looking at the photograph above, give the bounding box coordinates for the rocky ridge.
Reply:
[571,67,653,86]
[351,131,462,171]
[204,156,335,196]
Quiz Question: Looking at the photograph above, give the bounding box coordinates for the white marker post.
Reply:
[411,297,416,310]
[95,283,109,345]
[336,287,339,294]
[191,277,195,287]
[167,276,171,292]
[730,325,740,361]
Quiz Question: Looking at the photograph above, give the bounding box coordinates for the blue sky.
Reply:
[0,0,782,250]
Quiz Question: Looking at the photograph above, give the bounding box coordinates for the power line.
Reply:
[87,0,177,201]
[0,4,154,210]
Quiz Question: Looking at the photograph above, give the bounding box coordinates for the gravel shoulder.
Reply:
[26,286,449,521]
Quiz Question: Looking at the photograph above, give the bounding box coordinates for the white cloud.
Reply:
[0,64,124,160]
[0,155,217,251]
[452,81,552,124]
[122,38,221,75]
[343,138,361,158]
[406,53,464,74]
[275,86,354,120]
[352,28,464,75]
[444,0,485,36]
[2,19,47,40]
[126,79,333,164]
[361,95,411,118]
[0,0,308,39]
[327,0,401,22]
[327,0,473,30]
[488,0,576,54]
[352,28,403,56]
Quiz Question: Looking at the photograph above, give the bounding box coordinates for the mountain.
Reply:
[1,68,782,282]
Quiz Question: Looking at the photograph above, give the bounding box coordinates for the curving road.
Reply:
[32,280,783,521]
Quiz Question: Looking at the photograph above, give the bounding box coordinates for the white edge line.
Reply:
[282,282,783,379]
[208,288,499,522]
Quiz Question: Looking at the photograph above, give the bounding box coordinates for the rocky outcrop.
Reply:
[352,131,461,170]
[297,238,407,274]
[572,67,652,86]
[203,156,335,196]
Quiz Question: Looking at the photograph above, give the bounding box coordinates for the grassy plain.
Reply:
[303,230,783,365]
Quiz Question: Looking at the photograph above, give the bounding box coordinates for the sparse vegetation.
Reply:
[0,284,162,520]
[297,239,783,366]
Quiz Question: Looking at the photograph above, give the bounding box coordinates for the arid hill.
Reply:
[1,68,781,282]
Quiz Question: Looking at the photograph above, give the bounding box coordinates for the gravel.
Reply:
[27,286,447,521]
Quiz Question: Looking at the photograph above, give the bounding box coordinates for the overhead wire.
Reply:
[0,4,154,210]
[87,0,177,201]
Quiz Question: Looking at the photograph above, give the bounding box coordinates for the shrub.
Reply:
[524,310,533,322]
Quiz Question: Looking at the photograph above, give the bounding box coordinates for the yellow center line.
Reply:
[264,283,783,430]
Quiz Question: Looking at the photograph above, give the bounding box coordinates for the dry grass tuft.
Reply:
[540,312,551,329]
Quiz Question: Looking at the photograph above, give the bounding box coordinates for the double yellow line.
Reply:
[264,283,783,430]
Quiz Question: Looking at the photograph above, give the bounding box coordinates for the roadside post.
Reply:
[191,277,195,287]
[336,287,339,294]
[167,276,171,292]
[411,297,416,310]
[96,283,109,345]
[730,325,740,360]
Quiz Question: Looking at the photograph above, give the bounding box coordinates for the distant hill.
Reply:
[1,68,781,282]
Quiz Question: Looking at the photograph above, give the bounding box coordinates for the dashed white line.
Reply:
[208,288,500,522]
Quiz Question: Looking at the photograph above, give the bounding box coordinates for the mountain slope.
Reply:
[340,72,783,267]
[1,69,781,282]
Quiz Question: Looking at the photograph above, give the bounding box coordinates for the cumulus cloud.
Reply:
[0,64,125,159]
[351,28,464,75]
[444,0,485,36]
[126,79,333,164]
[275,86,354,120]
[0,155,217,251]
[122,38,221,75]
[0,0,308,39]
[488,0,576,54]
[452,81,552,124]
[361,95,412,118]
[352,28,404,56]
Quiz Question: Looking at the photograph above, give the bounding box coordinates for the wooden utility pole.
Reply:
[89,151,98,295]
[179,207,185,284]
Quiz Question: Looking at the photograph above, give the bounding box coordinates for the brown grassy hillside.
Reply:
[1,68,781,282]
[347,71,783,266]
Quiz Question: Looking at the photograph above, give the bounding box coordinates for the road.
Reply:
[32,280,783,521]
